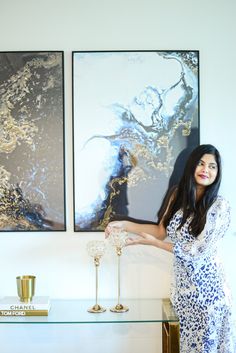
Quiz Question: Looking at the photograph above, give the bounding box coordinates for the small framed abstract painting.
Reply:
[0,51,66,231]
[73,50,199,231]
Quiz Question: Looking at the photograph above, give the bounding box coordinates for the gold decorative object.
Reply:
[87,240,106,313]
[16,275,36,302]
[109,228,129,313]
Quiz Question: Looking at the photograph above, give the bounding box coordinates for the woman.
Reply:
[105,144,236,353]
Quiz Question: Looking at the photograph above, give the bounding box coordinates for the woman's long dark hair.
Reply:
[157,144,222,237]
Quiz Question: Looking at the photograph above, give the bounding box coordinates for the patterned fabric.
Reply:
[167,195,236,353]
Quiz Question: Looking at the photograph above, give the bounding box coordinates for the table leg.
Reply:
[162,322,179,353]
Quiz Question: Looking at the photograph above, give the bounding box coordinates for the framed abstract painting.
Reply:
[0,51,66,231]
[73,50,199,231]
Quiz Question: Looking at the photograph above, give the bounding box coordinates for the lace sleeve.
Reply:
[173,196,231,261]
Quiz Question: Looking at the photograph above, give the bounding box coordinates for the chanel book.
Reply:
[0,296,51,312]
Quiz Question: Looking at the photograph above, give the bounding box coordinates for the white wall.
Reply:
[0,0,236,352]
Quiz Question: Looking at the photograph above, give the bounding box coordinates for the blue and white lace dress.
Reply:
[167,196,236,353]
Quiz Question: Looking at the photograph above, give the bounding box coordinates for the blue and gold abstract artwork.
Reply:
[73,51,199,231]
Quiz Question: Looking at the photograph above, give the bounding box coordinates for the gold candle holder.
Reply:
[109,228,129,313]
[87,240,106,313]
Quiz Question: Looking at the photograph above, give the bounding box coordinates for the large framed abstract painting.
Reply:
[0,51,65,231]
[73,51,199,231]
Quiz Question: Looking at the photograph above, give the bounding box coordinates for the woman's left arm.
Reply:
[126,232,174,253]
[173,197,231,261]
[126,197,231,257]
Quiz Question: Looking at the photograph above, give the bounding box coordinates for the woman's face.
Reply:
[194,153,218,188]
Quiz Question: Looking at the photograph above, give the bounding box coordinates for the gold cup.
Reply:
[16,275,36,302]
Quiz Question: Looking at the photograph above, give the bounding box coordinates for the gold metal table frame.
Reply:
[162,299,180,353]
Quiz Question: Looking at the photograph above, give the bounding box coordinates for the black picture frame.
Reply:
[72,50,199,231]
[0,51,66,231]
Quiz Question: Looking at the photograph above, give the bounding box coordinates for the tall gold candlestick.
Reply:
[110,229,129,313]
[87,240,106,313]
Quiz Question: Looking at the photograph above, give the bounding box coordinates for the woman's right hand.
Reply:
[104,221,125,239]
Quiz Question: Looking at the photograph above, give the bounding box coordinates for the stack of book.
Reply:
[0,296,51,316]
